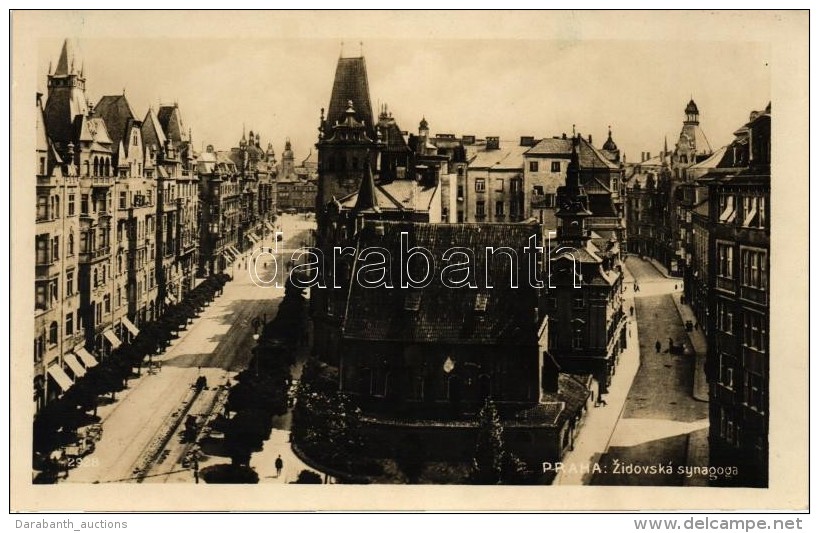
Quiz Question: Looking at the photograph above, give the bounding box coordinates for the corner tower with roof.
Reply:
[316,55,378,231]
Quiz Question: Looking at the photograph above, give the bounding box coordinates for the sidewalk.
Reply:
[643,256,682,279]
[553,263,641,485]
[671,295,709,403]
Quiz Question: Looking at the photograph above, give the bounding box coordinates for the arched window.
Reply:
[92,268,98,288]
[117,253,123,274]
[478,374,492,401]
[447,375,462,404]
[48,321,58,345]
[358,368,372,396]
[104,159,110,177]
[84,161,90,176]
[93,157,99,177]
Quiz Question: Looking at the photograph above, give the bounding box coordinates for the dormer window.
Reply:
[404,291,422,312]
[474,292,489,312]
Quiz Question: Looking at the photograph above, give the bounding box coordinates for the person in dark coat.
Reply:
[655,340,661,353]
[275,455,284,478]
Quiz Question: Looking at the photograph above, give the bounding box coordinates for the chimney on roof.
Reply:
[588,134,593,144]
[562,133,567,140]
[486,136,500,150]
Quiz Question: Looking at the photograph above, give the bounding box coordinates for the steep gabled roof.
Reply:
[526,136,619,170]
[157,105,187,144]
[94,95,138,156]
[342,221,543,344]
[141,108,167,152]
[326,56,374,137]
[339,179,439,213]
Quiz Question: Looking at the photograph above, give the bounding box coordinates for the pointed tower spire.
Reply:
[54,38,75,75]
[567,134,581,189]
[354,164,379,212]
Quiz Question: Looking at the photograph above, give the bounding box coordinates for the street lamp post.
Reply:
[252,331,260,376]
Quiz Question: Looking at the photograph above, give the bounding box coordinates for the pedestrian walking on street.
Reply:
[655,340,661,353]
[275,455,284,478]
[629,305,634,317]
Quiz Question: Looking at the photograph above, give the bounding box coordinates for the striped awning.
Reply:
[229,246,242,258]
[103,328,123,349]
[264,221,276,233]
[246,233,259,244]
[47,364,74,392]
[75,347,99,368]
[122,316,140,336]
[64,353,87,378]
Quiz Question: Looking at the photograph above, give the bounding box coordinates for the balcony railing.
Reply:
[740,285,768,305]
[716,276,736,293]
[80,246,111,262]
[87,176,114,187]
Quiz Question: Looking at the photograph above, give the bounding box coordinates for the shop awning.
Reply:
[103,329,123,349]
[75,347,99,368]
[229,246,242,258]
[246,233,259,244]
[122,316,140,336]
[264,221,276,233]
[47,364,74,392]
[64,353,87,378]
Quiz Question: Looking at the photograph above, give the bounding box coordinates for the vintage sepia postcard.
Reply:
[9,10,809,512]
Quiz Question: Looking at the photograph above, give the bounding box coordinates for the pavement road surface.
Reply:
[65,214,317,484]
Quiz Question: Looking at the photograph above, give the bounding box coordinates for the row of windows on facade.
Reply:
[717,407,766,452]
[527,161,562,173]
[37,182,198,223]
[34,294,164,365]
[715,245,768,290]
[717,194,767,229]
[472,200,521,218]
[35,262,158,312]
[348,370,535,403]
[714,302,768,353]
[37,213,188,266]
[470,178,523,194]
[718,359,765,414]
[37,155,113,178]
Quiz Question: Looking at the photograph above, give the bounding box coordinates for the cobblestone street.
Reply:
[591,257,709,486]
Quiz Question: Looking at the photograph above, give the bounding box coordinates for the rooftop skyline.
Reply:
[37,33,770,165]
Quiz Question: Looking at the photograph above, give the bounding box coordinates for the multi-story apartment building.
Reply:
[523,133,625,244]
[35,91,85,410]
[462,136,527,224]
[546,135,627,394]
[276,139,318,213]
[34,39,203,412]
[196,146,243,276]
[704,104,770,487]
